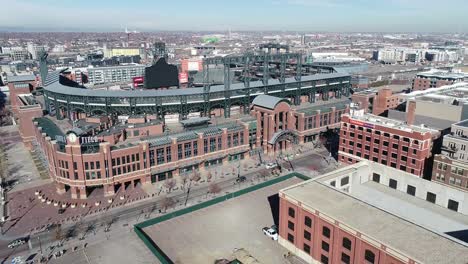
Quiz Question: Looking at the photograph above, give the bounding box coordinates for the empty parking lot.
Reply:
[143,177,303,264]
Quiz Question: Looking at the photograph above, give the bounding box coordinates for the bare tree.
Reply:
[179,174,188,190]
[208,183,221,196]
[207,172,212,182]
[190,171,201,182]
[164,179,176,193]
[259,169,268,180]
[54,225,63,242]
[160,196,175,213]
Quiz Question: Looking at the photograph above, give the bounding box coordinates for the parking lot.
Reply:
[143,177,303,264]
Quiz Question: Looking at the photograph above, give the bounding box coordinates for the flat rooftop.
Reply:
[346,113,440,135]
[417,70,466,79]
[455,119,468,128]
[403,82,468,104]
[295,99,348,116]
[281,180,468,264]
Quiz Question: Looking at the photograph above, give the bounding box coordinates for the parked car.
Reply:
[8,238,26,248]
[265,162,277,169]
[262,226,278,240]
[236,176,247,183]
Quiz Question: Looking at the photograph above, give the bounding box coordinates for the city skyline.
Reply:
[1,0,468,33]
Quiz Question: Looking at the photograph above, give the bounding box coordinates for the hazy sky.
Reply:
[2,0,467,32]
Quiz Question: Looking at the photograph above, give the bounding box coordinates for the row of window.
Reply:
[373,173,460,212]
[342,134,419,155]
[303,111,344,130]
[111,154,140,167]
[285,217,375,264]
[343,123,420,145]
[341,149,417,175]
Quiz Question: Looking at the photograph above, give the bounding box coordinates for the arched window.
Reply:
[342,237,352,250]
[364,250,375,264]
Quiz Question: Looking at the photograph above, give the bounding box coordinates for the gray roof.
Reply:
[43,72,350,98]
[281,181,468,264]
[387,110,454,130]
[252,94,290,110]
[7,74,36,82]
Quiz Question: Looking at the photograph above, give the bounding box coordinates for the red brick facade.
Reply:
[338,114,438,178]
[279,196,406,264]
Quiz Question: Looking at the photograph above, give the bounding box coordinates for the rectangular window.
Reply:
[184,143,192,158]
[288,221,295,231]
[304,230,311,241]
[305,216,312,227]
[240,132,244,145]
[340,176,349,186]
[204,139,208,153]
[303,243,311,254]
[132,154,135,162]
[96,161,100,169]
[407,185,416,196]
[157,148,165,164]
[426,192,436,203]
[210,138,216,152]
[372,173,380,183]
[448,199,459,212]
[84,162,89,170]
[193,141,198,156]
[149,150,155,166]
[320,255,328,264]
[389,179,398,189]
[288,207,295,218]
[322,226,330,238]
[178,144,183,159]
[136,153,140,161]
[341,253,350,264]
[233,133,239,146]
[166,147,172,162]
[218,136,222,150]
[126,156,130,164]
[228,135,232,148]
[321,241,329,252]
[287,233,294,243]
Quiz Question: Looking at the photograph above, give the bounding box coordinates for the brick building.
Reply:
[7,74,38,114]
[351,88,403,115]
[433,119,468,190]
[278,161,468,264]
[339,113,440,178]
[250,95,348,154]
[412,70,465,91]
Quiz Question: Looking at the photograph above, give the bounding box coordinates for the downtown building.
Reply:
[86,64,146,85]
[278,160,468,264]
[412,69,466,91]
[433,120,468,190]
[338,111,440,179]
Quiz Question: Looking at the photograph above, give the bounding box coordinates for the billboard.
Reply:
[350,119,375,129]
[133,76,144,87]
[179,73,188,83]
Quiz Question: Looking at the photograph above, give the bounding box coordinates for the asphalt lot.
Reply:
[143,177,303,264]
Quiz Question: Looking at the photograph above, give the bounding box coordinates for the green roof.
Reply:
[297,102,348,116]
[34,117,65,139]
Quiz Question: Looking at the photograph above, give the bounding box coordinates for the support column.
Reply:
[71,186,78,199]
[79,186,87,199]
[104,184,115,197]
[56,182,66,195]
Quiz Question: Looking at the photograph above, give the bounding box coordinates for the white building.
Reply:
[27,42,47,60]
[87,64,146,85]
